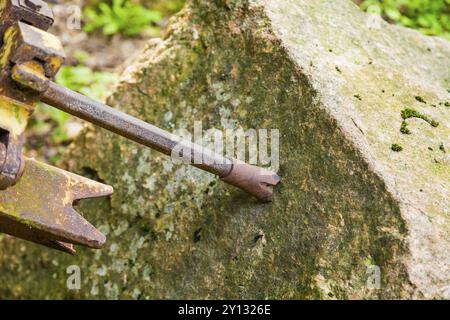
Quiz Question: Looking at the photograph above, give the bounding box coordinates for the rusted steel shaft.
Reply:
[41,81,280,202]
[42,81,232,177]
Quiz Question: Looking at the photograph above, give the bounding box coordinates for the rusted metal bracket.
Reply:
[0,0,54,48]
[0,125,25,190]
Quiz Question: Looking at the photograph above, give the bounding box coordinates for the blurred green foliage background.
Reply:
[83,0,184,37]
[30,0,449,163]
[357,0,450,40]
[80,0,450,39]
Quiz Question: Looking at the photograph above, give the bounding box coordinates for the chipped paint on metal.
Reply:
[0,96,30,135]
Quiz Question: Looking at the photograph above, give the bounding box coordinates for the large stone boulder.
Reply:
[0,0,448,299]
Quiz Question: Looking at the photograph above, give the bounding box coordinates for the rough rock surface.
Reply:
[0,0,448,299]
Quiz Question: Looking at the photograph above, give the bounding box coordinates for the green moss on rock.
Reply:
[391,144,403,152]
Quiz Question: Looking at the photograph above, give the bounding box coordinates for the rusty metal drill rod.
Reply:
[42,81,232,176]
[41,81,280,201]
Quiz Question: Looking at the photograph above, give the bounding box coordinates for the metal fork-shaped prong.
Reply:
[0,158,113,254]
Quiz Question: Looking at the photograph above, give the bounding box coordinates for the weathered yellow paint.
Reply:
[0,26,16,68]
[11,60,48,91]
[48,55,64,74]
[12,60,47,80]
[0,96,31,135]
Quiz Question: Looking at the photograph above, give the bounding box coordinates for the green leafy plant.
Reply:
[358,0,450,40]
[84,0,163,36]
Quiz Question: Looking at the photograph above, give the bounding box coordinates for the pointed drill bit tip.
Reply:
[222,161,281,202]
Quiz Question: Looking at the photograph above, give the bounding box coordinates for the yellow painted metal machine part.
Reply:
[0,0,113,253]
